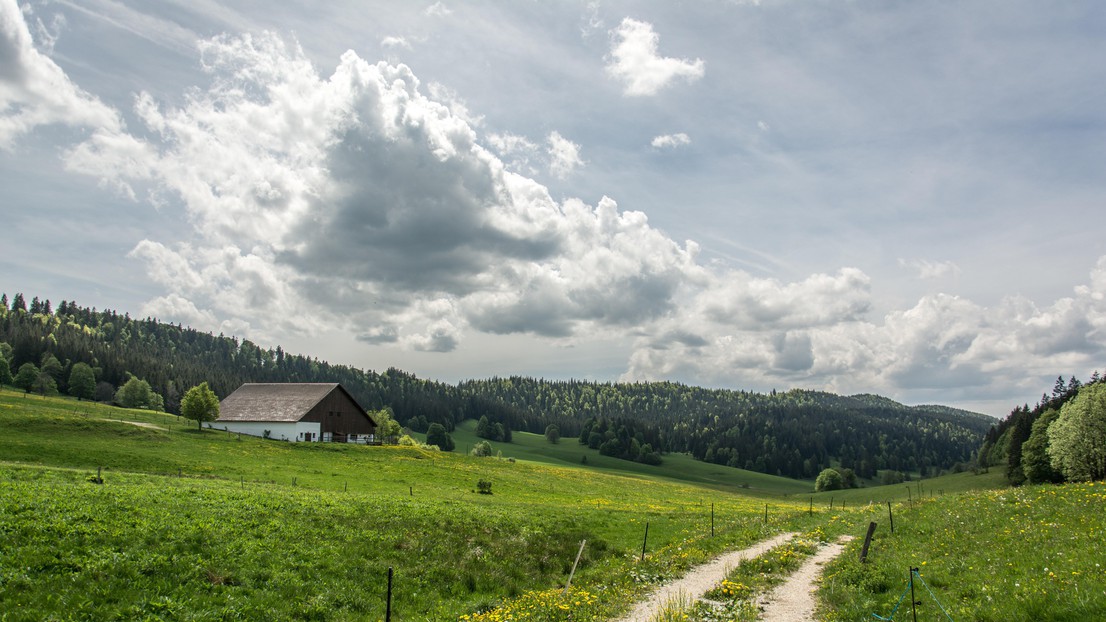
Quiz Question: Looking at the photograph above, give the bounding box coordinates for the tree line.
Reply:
[0,293,993,479]
[980,371,1106,484]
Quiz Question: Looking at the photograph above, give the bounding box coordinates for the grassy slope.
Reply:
[0,390,820,621]
[446,419,814,497]
[4,389,1098,621]
[808,469,1009,507]
[820,483,1106,621]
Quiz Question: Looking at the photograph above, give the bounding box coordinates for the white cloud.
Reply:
[547,130,583,179]
[381,35,410,49]
[606,18,704,96]
[68,33,694,351]
[0,0,121,149]
[486,131,539,174]
[651,132,690,149]
[427,82,483,127]
[899,258,961,280]
[624,258,1106,400]
[424,2,451,18]
[580,1,604,37]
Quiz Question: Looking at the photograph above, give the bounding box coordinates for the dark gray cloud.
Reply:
[282,126,558,295]
[771,332,814,373]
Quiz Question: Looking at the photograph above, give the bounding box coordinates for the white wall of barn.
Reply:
[209,420,321,442]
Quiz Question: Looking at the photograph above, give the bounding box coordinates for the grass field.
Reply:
[808,469,1009,507]
[0,390,826,620]
[3,388,1102,621]
[819,482,1106,621]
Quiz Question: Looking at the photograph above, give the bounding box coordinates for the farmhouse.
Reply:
[214,383,377,443]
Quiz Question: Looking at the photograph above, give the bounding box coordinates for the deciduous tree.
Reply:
[815,468,844,492]
[372,406,402,442]
[32,372,58,396]
[67,362,96,401]
[425,422,454,451]
[14,363,39,393]
[1048,384,1106,481]
[180,382,220,431]
[0,352,12,387]
[544,424,560,444]
[115,376,163,411]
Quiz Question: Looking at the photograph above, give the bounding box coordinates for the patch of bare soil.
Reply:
[97,418,168,431]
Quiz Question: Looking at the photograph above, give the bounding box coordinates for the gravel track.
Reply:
[612,532,797,622]
[756,536,854,622]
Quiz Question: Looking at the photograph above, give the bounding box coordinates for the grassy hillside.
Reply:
[0,390,826,620]
[3,389,1099,621]
[445,419,814,497]
[820,482,1106,621]
[808,469,1009,507]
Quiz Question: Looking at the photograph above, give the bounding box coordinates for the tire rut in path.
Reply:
[757,536,854,622]
[612,532,797,622]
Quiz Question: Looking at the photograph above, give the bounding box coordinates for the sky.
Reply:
[2,0,1105,417]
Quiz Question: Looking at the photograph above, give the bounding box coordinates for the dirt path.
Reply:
[612,532,796,622]
[757,536,854,622]
[97,418,168,431]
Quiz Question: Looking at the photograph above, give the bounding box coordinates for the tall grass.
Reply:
[819,483,1106,621]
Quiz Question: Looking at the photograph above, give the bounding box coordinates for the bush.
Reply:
[815,468,844,492]
[544,424,560,444]
[426,423,455,452]
[476,479,493,495]
[471,440,493,457]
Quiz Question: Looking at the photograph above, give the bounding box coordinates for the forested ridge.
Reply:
[0,293,993,480]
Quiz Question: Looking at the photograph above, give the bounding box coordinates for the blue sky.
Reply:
[2,0,1105,416]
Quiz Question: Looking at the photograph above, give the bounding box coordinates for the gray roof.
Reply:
[216,383,353,423]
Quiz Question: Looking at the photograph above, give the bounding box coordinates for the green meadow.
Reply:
[820,482,1106,621]
[0,390,822,621]
[2,389,1104,621]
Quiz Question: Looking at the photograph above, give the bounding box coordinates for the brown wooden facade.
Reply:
[299,385,376,439]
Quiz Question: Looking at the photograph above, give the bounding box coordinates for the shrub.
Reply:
[815,468,844,492]
[426,423,455,452]
[476,479,492,495]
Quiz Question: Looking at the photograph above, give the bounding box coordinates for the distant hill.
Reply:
[0,294,992,481]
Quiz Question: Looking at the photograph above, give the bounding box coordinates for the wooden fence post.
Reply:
[640,522,649,561]
[386,567,393,622]
[564,540,587,595]
[859,522,877,563]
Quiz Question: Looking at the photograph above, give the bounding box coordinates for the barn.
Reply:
[214,383,378,443]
